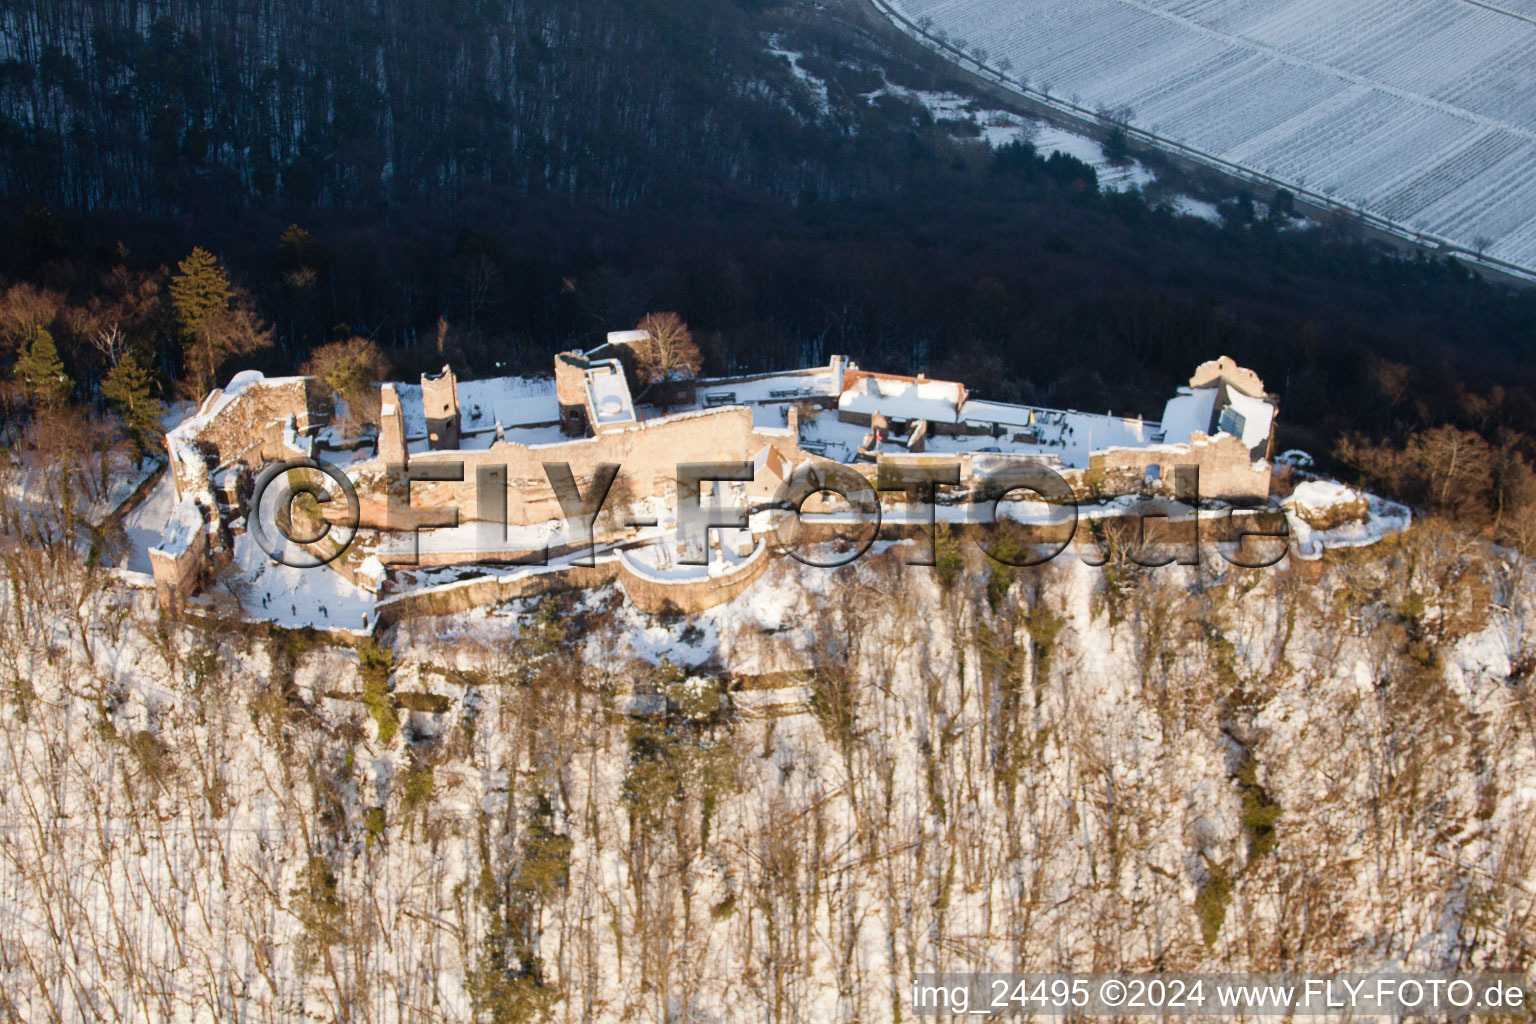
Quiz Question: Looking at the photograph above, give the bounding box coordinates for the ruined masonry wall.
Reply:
[358,406,804,527]
[148,525,207,610]
[1090,432,1270,500]
[171,379,329,497]
[616,545,772,615]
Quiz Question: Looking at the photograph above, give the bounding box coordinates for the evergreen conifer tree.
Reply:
[14,326,72,406]
[169,247,232,338]
[102,351,165,456]
[169,247,271,397]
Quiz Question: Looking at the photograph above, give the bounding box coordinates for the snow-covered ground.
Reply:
[1031,123,1156,191]
[1284,481,1412,558]
[211,531,377,631]
[883,0,1536,274]
[768,36,1234,222]
[119,472,176,574]
[6,515,1532,1023]
[797,405,1154,467]
[618,529,761,580]
[1168,194,1223,224]
[869,78,1161,192]
[769,45,830,114]
[2,449,159,531]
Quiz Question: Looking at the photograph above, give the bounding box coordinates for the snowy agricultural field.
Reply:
[880,0,1536,275]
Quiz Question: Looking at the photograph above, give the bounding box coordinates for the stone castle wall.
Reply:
[615,544,772,615]
[374,562,622,625]
[378,383,408,465]
[170,378,330,498]
[360,406,804,530]
[157,358,1279,615]
[1089,432,1270,501]
[1189,355,1266,398]
[373,541,774,624]
[420,367,459,448]
[148,520,208,611]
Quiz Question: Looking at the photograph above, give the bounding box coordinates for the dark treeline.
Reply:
[0,0,895,211]
[9,152,1536,451]
[3,0,1536,539]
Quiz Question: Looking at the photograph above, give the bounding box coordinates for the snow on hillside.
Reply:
[768,45,830,114]
[767,35,1256,222]
[1031,123,1155,190]
[883,0,1536,275]
[865,75,1162,190]
[119,472,176,574]
[217,531,376,631]
[2,524,1533,1022]
[1,448,158,531]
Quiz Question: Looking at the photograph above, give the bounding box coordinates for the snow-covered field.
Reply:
[882,0,1536,274]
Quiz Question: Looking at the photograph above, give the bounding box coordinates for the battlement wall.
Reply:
[361,406,801,528]
[1089,432,1270,501]
[169,377,330,498]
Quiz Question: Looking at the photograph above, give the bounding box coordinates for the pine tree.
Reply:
[169,247,271,398]
[169,247,232,338]
[14,327,72,406]
[102,351,165,456]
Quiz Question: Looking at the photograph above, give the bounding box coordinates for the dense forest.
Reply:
[0,0,857,210]
[2,0,1536,530]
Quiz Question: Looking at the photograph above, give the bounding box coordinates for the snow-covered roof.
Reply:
[391,375,559,441]
[838,376,961,424]
[1220,388,1276,451]
[961,400,1042,428]
[1160,381,1274,451]
[457,377,559,432]
[390,383,429,439]
[1158,386,1218,446]
[800,403,1156,469]
[691,369,838,405]
[150,495,205,558]
[495,395,559,429]
[586,363,635,424]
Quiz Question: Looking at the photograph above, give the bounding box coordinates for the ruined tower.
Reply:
[421,365,460,450]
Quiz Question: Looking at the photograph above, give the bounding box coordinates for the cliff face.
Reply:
[2,526,1533,1021]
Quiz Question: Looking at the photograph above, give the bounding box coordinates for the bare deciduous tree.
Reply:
[631,312,702,387]
[300,337,390,433]
[1407,425,1492,509]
